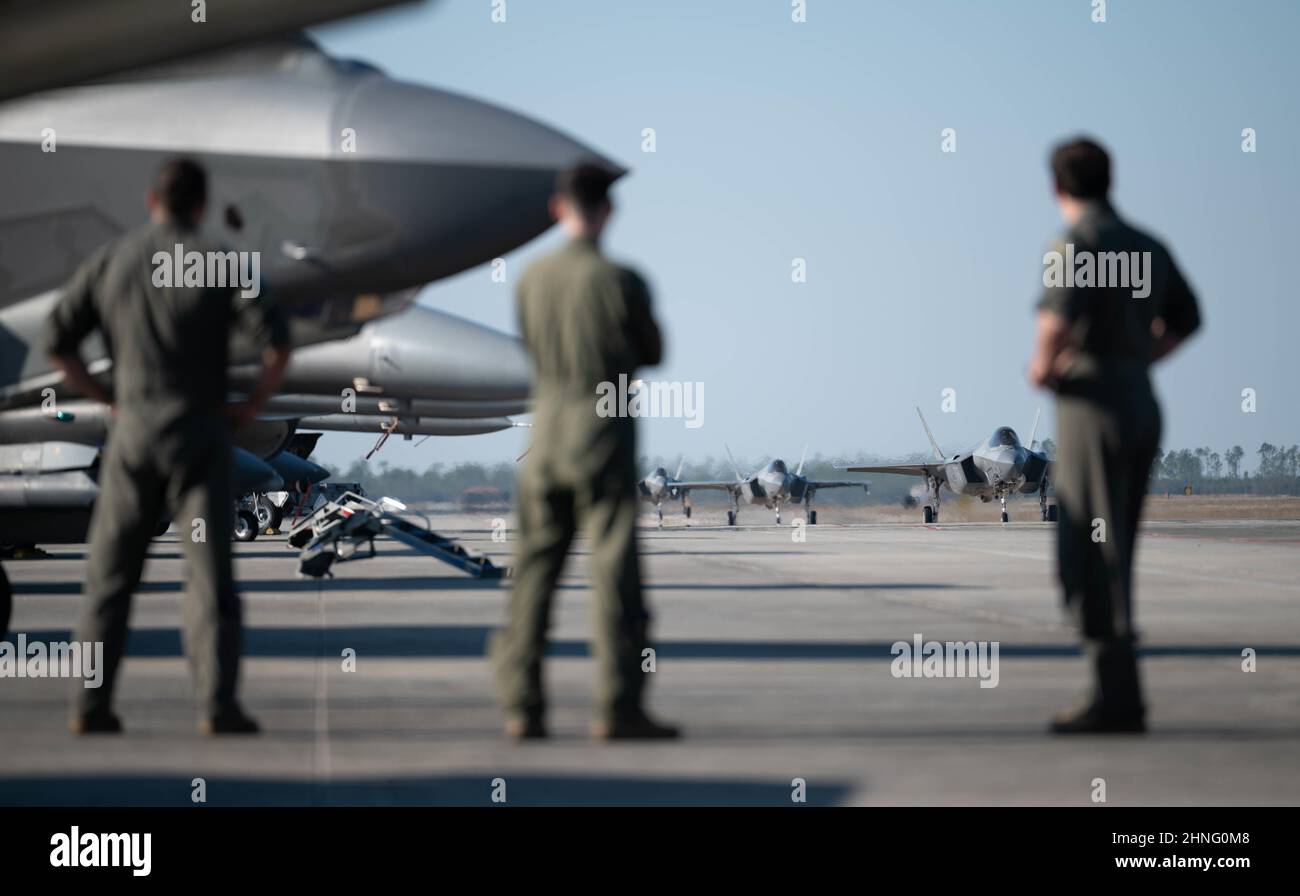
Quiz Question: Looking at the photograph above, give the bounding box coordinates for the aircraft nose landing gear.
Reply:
[999,494,1009,524]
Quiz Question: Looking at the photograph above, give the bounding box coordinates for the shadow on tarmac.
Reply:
[0,774,853,806]
[11,626,1300,659]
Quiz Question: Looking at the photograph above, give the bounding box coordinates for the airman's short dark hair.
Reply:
[153,157,207,223]
[556,161,618,212]
[1050,138,1111,200]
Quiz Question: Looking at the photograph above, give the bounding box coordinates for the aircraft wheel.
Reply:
[1047,504,1059,522]
[255,502,280,532]
[922,506,934,524]
[288,527,313,549]
[684,506,692,519]
[726,511,736,526]
[233,510,259,542]
[809,510,817,525]
[1000,511,1010,524]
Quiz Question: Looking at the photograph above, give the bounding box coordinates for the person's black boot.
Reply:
[1050,639,1146,734]
[591,712,681,741]
[200,705,261,735]
[69,709,124,735]
[504,714,548,741]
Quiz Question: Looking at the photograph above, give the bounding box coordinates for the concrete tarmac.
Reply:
[2,513,1297,806]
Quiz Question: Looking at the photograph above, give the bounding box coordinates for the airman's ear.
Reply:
[548,194,565,223]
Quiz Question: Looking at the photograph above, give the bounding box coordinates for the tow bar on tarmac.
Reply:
[287,492,507,580]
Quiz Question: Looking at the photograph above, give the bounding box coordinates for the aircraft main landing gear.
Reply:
[1039,479,1057,522]
[923,474,941,524]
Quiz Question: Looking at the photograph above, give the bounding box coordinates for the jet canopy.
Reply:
[768,459,788,474]
[988,427,1020,449]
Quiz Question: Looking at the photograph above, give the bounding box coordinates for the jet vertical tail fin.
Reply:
[1027,406,1042,450]
[915,406,945,461]
[673,455,685,480]
[796,444,808,477]
[724,443,745,481]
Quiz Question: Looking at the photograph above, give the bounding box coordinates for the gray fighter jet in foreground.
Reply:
[678,448,868,526]
[842,408,1054,524]
[0,35,600,546]
[0,0,421,102]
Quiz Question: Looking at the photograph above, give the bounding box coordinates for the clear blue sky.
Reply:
[310,0,1300,473]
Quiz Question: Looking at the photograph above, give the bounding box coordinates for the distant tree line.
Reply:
[325,442,1300,505]
[1148,444,1300,495]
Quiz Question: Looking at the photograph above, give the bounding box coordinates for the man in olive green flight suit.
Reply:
[1029,138,1201,734]
[46,158,291,735]
[490,163,679,741]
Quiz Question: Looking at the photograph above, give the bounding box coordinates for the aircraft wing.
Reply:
[807,480,867,490]
[675,480,741,493]
[841,463,948,482]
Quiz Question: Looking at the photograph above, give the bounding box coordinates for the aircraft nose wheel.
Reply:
[922,505,935,524]
[999,495,1009,524]
[809,510,817,525]
[726,510,737,526]
[233,509,259,542]
[1046,504,1059,522]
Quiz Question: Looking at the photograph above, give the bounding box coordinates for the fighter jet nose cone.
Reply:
[366,305,530,401]
[329,79,620,290]
[347,79,615,172]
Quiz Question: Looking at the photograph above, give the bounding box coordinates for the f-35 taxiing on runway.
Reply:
[638,458,687,527]
[842,408,1053,524]
[678,447,868,526]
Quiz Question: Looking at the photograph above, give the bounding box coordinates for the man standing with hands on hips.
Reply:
[1028,137,1201,734]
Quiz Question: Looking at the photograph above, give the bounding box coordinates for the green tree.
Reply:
[1225,445,1244,478]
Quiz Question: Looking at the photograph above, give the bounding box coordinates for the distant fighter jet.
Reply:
[841,408,1054,524]
[638,458,687,527]
[678,447,868,526]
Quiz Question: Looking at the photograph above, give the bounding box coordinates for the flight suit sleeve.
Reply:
[44,243,111,357]
[619,267,662,368]
[1159,249,1201,340]
[1035,237,1080,323]
[232,287,291,351]
[515,268,534,356]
